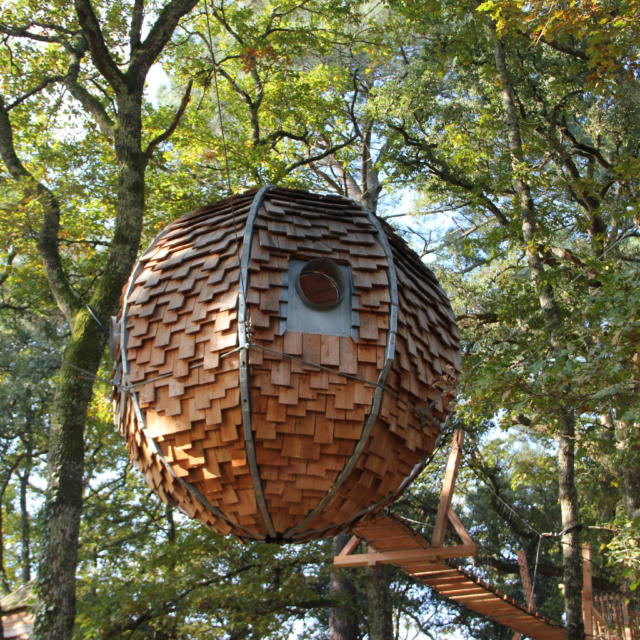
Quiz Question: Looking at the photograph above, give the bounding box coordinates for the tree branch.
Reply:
[145,79,193,159]
[212,60,255,115]
[0,23,69,46]
[559,123,613,170]
[456,312,500,327]
[74,0,125,92]
[258,129,309,148]
[5,76,65,111]
[477,554,614,591]
[534,34,588,61]
[0,250,16,287]
[283,135,357,176]
[64,44,114,137]
[309,163,342,193]
[0,97,79,320]
[129,0,200,83]
[210,2,244,45]
[103,565,258,638]
[390,122,510,226]
[129,0,145,52]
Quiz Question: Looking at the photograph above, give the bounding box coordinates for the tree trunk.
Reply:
[19,468,31,584]
[329,533,359,640]
[32,319,108,640]
[33,93,146,640]
[493,33,584,640]
[360,125,382,213]
[1,2,197,637]
[613,412,640,517]
[366,563,393,640]
[0,496,8,595]
[558,410,584,639]
[619,445,640,516]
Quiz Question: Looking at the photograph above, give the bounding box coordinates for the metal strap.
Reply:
[237,185,277,539]
[118,206,261,540]
[283,202,399,539]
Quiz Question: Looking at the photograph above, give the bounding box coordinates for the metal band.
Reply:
[118,208,261,540]
[283,203,399,539]
[368,411,451,517]
[297,420,447,542]
[237,185,277,539]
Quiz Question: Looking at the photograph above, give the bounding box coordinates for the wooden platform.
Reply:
[337,513,567,640]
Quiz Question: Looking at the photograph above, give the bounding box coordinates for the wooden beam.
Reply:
[412,567,459,577]
[337,534,361,557]
[447,508,475,549]
[432,429,464,548]
[333,543,477,568]
[581,544,593,637]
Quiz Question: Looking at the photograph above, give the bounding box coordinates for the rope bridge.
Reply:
[336,511,567,640]
[334,430,638,640]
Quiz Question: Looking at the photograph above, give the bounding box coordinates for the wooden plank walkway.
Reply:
[337,512,567,640]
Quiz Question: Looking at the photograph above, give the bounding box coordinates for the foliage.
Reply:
[0,0,639,638]
[0,316,59,588]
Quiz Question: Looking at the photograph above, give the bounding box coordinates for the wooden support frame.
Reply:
[447,508,474,548]
[335,430,476,569]
[334,530,476,568]
[339,512,568,640]
[337,535,361,558]
[432,429,464,548]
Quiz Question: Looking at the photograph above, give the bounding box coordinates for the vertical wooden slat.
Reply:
[432,429,464,548]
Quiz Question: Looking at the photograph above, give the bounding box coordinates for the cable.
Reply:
[211,64,232,197]
[85,304,108,336]
[201,0,232,195]
[463,435,544,538]
[529,534,543,611]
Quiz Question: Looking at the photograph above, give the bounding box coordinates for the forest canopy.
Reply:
[0,1,638,639]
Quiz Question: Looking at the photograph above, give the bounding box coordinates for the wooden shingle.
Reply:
[114,187,459,542]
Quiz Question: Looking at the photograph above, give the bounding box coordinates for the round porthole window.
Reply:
[296,259,345,310]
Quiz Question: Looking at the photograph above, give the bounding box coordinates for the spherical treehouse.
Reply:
[113,186,460,542]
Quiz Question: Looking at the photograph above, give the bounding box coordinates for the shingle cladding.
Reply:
[114,186,459,541]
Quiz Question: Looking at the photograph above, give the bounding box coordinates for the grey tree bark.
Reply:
[603,411,640,517]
